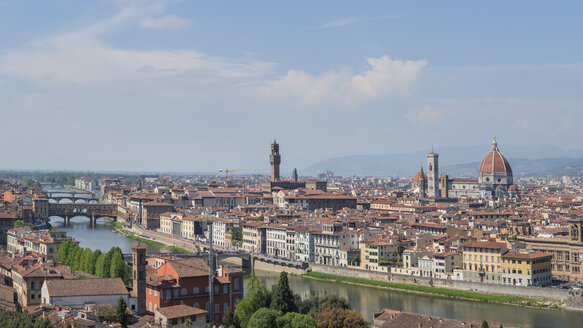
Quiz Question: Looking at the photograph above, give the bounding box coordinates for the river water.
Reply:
[51,217,583,328]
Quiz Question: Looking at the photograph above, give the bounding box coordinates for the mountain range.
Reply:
[303,144,583,177]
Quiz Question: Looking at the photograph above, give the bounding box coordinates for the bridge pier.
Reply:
[91,214,96,228]
[64,215,69,226]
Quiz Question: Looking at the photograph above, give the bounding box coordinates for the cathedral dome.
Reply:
[508,185,518,192]
[412,164,427,185]
[479,138,512,177]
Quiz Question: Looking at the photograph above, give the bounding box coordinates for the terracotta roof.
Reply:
[45,278,128,297]
[502,250,552,260]
[156,304,207,319]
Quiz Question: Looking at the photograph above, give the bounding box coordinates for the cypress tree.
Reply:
[95,253,105,277]
[116,296,131,328]
[110,251,126,279]
[101,252,112,278]
[270,272,296,313]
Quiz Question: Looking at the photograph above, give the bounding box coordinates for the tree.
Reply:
[81,248,93,273]
[57,240,73,264]
[73,247,84,271]
[316,295,349,313]
[95,253,106,277]
[276,312,316,328]
[101,252,112,278]
[482,321,489,328]
[223,306,240,328]
[247,308,281,328]
[110,251,126,279]
[116,297,131,328]
[15,220,36,230]
[314,308,366,328]
[89,249,102,275]
[235,274,269,328]
[270,272,296,313]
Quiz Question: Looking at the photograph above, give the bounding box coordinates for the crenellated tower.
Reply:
[270,139,281,182]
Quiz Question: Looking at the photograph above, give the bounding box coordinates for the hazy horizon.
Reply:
[1,1,582,172]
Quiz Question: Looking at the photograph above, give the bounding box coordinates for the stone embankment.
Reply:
[310,263,583,308]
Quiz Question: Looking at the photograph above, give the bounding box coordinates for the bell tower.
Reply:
[132,243,147,315]
[426,151,439,197]
[270,139,281,182]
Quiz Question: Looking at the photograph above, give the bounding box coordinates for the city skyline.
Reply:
[1,1,582,172]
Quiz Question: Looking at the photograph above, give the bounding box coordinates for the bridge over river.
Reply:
[48,203,117,226]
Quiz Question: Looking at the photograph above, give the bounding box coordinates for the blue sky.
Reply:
[0,0,582,173]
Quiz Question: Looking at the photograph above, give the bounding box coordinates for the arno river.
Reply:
[50,216,583,328]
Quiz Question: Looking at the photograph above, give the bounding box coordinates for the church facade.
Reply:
[411,138,518,199]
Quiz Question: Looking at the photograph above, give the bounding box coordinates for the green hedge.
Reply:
[304,272,545,306]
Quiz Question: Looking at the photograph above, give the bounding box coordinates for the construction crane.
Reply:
[217,168,261,187]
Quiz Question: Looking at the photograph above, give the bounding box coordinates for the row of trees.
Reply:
[57,241,131,285]
[223,272,367,328]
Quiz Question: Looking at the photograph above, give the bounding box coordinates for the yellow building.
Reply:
[462,241,507,283]
[360,235,399,272]
[501,250,552,286]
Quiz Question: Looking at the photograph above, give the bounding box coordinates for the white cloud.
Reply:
[0,4,274,86]
[260,55,427,107]
[139,14,191,29]
[418,105,441,123]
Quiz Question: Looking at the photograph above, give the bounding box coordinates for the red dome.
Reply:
[508,185,518,192]
[479,138,512,176]
[413,171,427,185]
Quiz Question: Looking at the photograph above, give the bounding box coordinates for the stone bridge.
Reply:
[46,191,99,204]
[48,203,117,226]
[122,251,252,269]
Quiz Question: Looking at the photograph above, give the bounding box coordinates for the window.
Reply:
[149,288,152,295]
[167,290,171,299]
[181,288,187,295]
[234,279,239,290]
[194,303,199,308]
[224,303,228,311]
[193,287,199,294]
[215,304,219,313]
[174,289,178,298]
[224,285,228,293]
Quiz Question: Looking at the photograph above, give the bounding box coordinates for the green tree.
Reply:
[116,297,131,328]
[223,306,240,328]
[89,249,102,275]
[101,252,112,278]
[95,253,106,277]
[65,243,81,267]
[15,220,36,230]
[73,247,84,270]
[81,248,93,273]
[235,274,269,328]
[482,321,489,328]
[276,312,316,328]
[57,240,73,264]
[247,308,281,328]
[270,272,296,313]
[110,251,126,279]
[316,295,349,313]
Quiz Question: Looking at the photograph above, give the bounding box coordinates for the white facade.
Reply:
[266,226,287,258]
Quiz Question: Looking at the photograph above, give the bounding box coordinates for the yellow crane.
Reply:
[217,168,261,187]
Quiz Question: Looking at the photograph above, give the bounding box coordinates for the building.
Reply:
[242,222,266,253]
[132,244,147,315]
[415,138,517,199]
[212,219,234,248]
[0,212,17,246]
[518,216,583,282]
[145,258,243,323]
[32,197,49,220]
[155,304,207,328]
[360,235,399,272]
[142,202,174,230]
[7,229,77,259]
[294,227,315,263]
[501,250,552,286]
[462,240,507,284]
[261,140,327,197]
[41,278,129,308]
[265,225,287,258]
[313,223,352,267]
[273,189,357,211]
[12,260,74,308]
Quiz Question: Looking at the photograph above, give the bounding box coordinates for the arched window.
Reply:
[193,287,199,294]
[194,303,199,309]
[181,288,187,295]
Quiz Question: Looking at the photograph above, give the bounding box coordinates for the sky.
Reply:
[0,0,582,174]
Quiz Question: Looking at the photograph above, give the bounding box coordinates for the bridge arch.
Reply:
[58,198,73,204]
[74,199,88,204]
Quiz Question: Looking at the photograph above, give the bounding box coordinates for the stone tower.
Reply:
[132,243,147,315]
[292,168,298,182]
[426,151,439,197]
[270,139,281,182]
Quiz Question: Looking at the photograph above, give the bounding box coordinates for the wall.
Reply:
[309,263,577,303]
[253,260,307,275]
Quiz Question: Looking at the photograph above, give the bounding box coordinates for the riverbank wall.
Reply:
[122,227,201,253]
[253,260,307,275]
[310,263,583,306]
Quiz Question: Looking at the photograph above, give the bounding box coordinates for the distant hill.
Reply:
[303,145,583,177]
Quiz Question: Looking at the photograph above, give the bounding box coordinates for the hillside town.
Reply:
[0,139,582,327]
